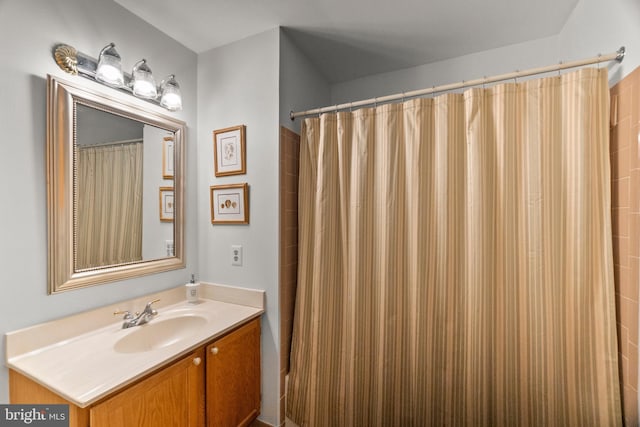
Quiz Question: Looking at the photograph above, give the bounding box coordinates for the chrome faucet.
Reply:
[114,299,160,329]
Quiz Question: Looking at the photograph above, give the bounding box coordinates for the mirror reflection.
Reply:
[75,105,175,270]
[47,74,185,293]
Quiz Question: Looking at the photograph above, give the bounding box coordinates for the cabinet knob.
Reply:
[193,357,202,366]
[211,347,219,355]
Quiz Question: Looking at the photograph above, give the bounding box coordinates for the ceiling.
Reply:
[114,0,578,83]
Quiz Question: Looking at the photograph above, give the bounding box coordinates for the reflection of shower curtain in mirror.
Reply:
[287,68,621,426]
[76,141,143,269]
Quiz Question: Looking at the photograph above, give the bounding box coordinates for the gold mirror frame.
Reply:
[47,74,186,293]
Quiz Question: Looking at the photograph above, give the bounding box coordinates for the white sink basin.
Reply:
[114,315,208,353]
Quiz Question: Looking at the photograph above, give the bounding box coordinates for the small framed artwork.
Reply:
[210,183,249,224]
[162,136,174,179]
[159,187,174,222]
[213,125,246,177]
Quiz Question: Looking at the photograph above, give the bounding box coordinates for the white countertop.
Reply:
[5,283,265,408]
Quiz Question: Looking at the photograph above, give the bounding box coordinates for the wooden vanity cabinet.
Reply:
[206,318,261,427]
[9,317,261,427]
[9,370,91,427]
[90,348,205,427]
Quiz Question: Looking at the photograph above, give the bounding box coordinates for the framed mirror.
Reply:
[47,74,186,293]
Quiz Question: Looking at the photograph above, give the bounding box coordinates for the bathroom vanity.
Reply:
[6,283,264,427]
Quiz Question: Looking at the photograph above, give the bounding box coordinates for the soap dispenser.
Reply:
[186,274,200,303]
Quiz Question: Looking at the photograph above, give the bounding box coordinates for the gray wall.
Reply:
[196,29,281,425]
[76,105,143,145]
[330,0,640,104]
[279,31,332,133]
[195,29,332,425]
[0,0,198,404]
[142,124,175,260]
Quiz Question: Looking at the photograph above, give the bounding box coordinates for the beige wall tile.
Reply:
[623,385,639,426]
[619,323,629,355]
[611,66,640,426]
[629,343,639,391]
[618,87,633,124]
[619,266,637,302]
[613,177,630,209]
[631,170,640,214]
[630,255,640,300]
[613,236,630,267]
[611,145,631,180]
[279,126,300,380]
[630,214,640,247]
[630,126,640,170]
[620,296,639,344]
[610,128,619,155]
[612,207,630,238]
[622,354,631,392]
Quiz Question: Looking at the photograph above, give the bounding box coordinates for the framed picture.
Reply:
[162,136,174,179]
[159,187,174,222]
[213,125,246,177]
[210,183,249,224]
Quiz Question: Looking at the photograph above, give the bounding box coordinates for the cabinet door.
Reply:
[206,318,260,427]
[9,370,90,427]
[90,348,205,427]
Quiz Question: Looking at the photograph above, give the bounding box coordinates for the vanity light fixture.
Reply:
[132,59,157,99]
[52,42,183,111]
[159,75,182,111]
[95,43,124,87]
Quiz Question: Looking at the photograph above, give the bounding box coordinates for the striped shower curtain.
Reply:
[76,141,143,269]
[287,68,621,426]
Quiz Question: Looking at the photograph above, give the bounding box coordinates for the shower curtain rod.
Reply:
[290,46,626,120]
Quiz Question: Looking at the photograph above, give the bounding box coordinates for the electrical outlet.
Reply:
[165,240,174,257]
[231,245,243,266]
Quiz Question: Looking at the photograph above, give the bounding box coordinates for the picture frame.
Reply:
[210,183,249,224]
[213,125,246,177]
[162,136,174,179]
[159,187,174,222]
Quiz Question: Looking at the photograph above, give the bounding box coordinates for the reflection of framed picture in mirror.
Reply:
[210,183,249,224]
[213,125,246,177]
[159,187,174,222]
[162,136,174,179]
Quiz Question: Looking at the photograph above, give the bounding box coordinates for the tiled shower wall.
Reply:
[279,126,300,426]
[610,66,640,426]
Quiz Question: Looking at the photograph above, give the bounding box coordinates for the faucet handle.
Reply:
[145,299,160,315]
[113,309,133,320]
[147,298,160,308]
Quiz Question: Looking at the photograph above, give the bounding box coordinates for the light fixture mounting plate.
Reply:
[53,44,79,75]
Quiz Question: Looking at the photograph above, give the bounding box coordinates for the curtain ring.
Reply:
[513,70,518,84]
[374,97,378,108]
[349,102,353,113]
[597,53,602,69]
[558,61,562,78]
[401,92,405,103]
[483,76,487,90]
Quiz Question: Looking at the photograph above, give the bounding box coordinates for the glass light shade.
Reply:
[95,43,124,87]
[132,59,157,99]
[160,75,183,111]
